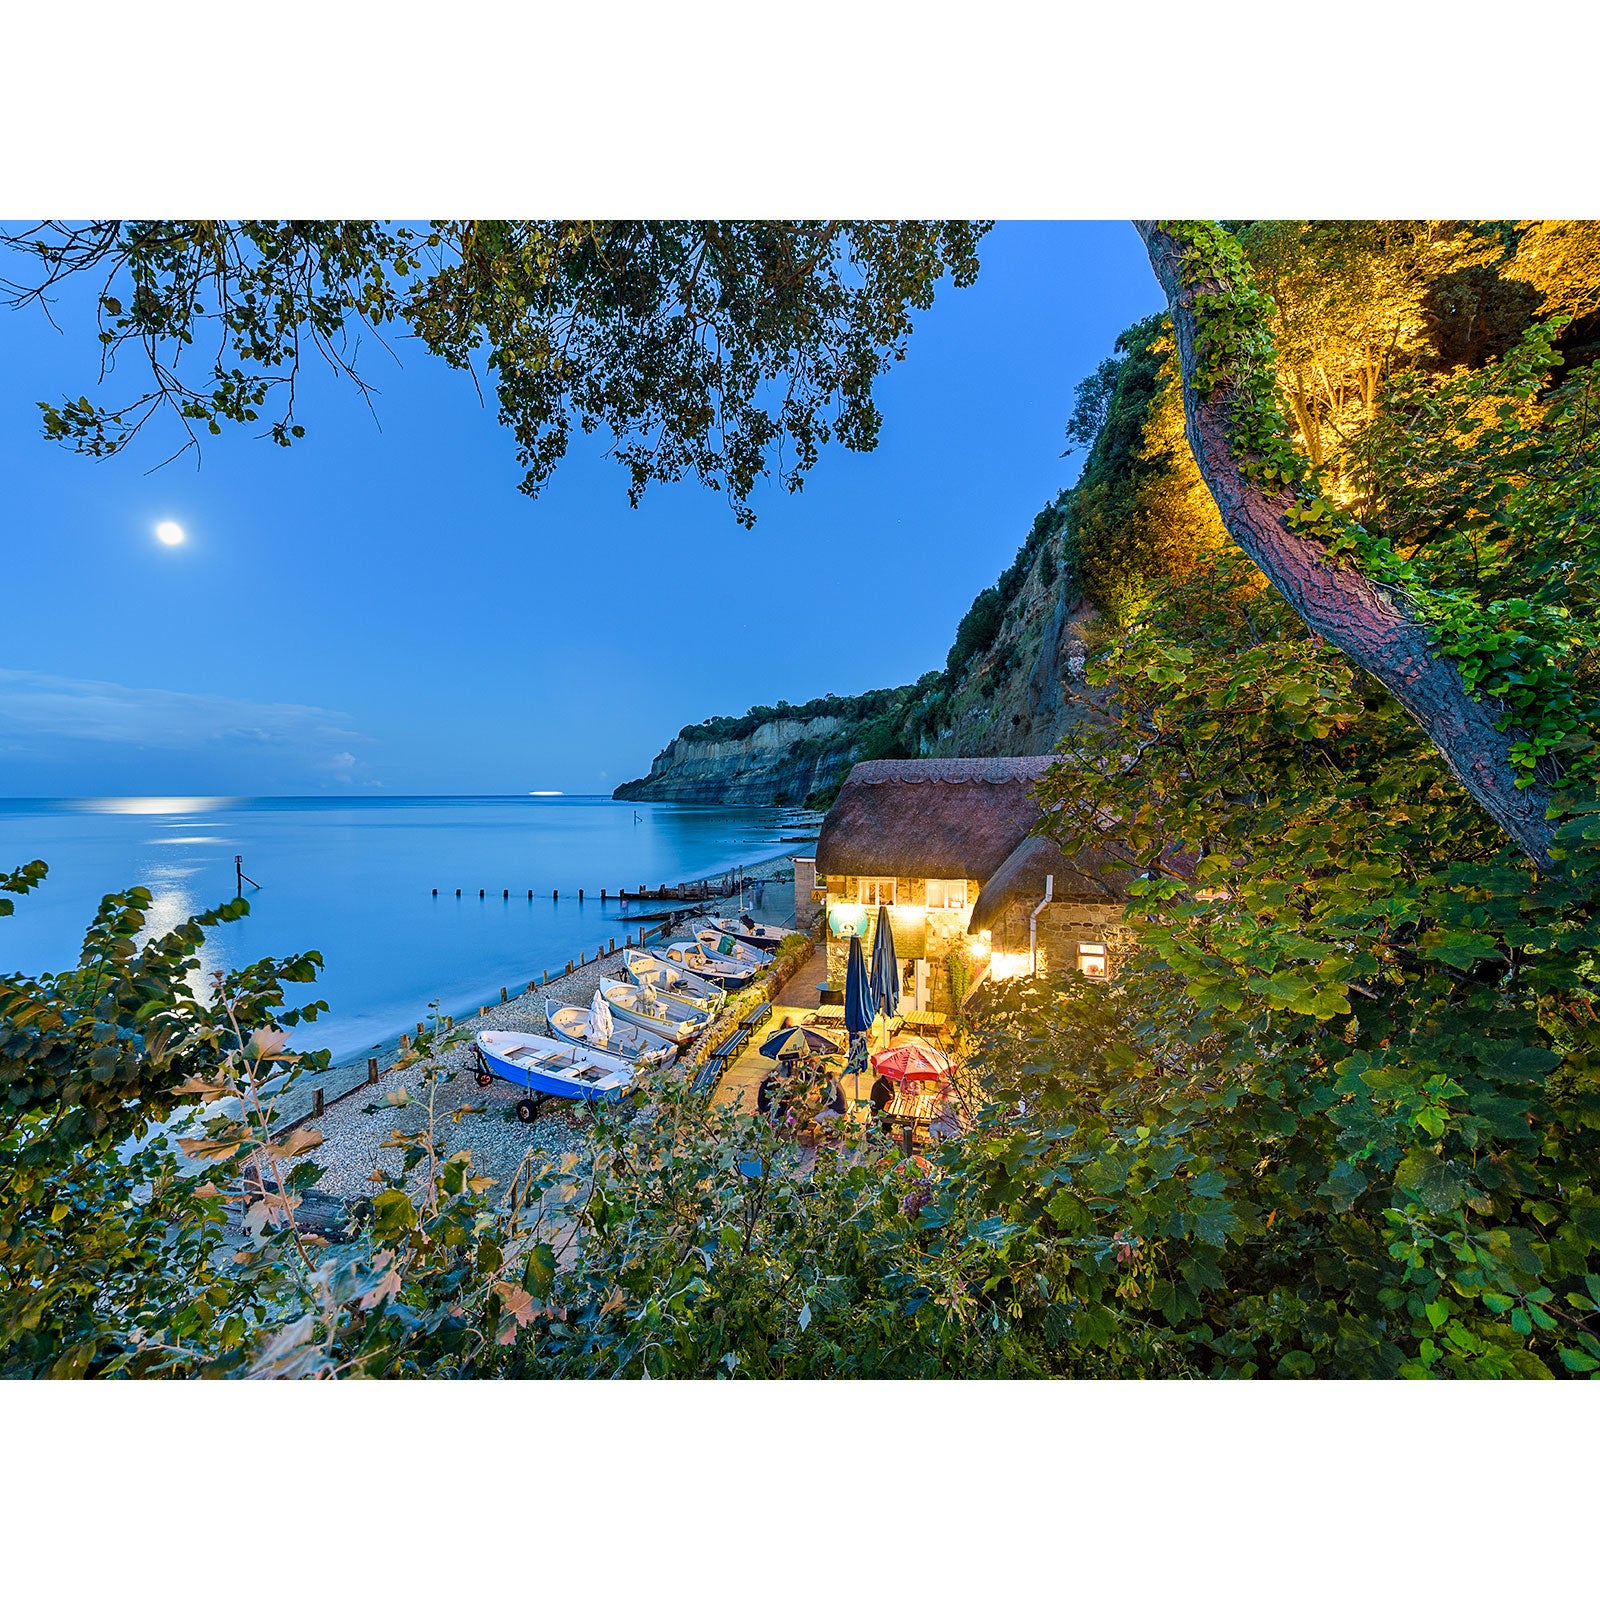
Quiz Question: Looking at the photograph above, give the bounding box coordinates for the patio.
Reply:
[711,941,960,1149]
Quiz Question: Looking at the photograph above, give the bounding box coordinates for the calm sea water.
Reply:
[0,796,806,1063]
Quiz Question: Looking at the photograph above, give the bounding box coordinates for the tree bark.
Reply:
[1135,221,1560,869]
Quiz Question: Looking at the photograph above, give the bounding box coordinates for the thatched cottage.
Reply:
[795,757,1128,1013]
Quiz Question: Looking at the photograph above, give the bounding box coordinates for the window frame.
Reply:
[1077,941,1109,980]
[861,877,898,907]
[924,878,967,911]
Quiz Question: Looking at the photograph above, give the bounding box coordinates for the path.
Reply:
[711,941,829,1114]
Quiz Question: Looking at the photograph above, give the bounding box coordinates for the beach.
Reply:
[282,852,801,1199]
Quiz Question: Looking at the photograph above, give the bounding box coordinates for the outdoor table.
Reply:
[886,1088,941,1154]
[812,1004,846,1023]
[901,1009,950,1038]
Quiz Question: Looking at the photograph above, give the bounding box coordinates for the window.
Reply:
[861,877,897,907]
[925,879,967,911]
[1077,942,1108,980]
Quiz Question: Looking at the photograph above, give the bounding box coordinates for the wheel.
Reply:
[476,1069,494,1087]
[516,1097,538,1123]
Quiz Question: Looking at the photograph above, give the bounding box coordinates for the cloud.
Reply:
[0,668,375,786]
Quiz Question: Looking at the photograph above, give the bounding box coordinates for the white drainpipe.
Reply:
[1030,874,1055,977]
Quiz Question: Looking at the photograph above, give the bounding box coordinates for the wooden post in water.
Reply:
[368,1057,379,1085]
[601,889,607,901]
[312,1088,324,1118]
[503,889,509,899]
[553,889,559,901]
[543,969,549,985]
[527,889,533,899]
[579,888,584,902]
[432,889,437,897]
[479,889,485,898]
[455,889,461,897]
[400,1033,410,1053]
[500,986,508,1002]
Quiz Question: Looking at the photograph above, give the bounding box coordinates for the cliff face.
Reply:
[919,542,1105,762]
[613,715,860,806]
[613,527,1109,806]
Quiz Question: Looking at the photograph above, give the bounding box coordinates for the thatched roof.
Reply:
[969,834,1131,932]
[815,757,1055,880]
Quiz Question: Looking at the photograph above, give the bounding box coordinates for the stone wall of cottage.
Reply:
[818,875,982,1013]
[1034,901,1130,978]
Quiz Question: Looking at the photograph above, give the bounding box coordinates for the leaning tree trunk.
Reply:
[1136,220,1560,869]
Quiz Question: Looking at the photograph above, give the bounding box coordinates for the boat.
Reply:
[473,1029,636,1117]
[706,914,789,951]
[660,939,760,989]
[623,947,727,1010]
[598,978,710,1045]
[544,993,676,1067]
[697,926,774,967]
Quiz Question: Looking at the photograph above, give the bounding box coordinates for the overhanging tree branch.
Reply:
[1136,220,1561,869]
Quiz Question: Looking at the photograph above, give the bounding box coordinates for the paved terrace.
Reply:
[710,942,830,1114]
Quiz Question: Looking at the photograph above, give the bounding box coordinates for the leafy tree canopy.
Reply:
[1,220,988,526]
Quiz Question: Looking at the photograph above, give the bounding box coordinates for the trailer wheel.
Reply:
[516,1097,538,1123]
[476,1068,494,1088]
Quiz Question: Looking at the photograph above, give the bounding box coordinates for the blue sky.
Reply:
[0,221,1163,797]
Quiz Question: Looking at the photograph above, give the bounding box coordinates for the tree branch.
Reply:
[1135,220,1561,869]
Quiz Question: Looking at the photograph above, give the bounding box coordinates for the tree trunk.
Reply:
[1135,221,1559,868]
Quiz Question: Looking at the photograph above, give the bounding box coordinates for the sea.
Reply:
[0,796,809,1064]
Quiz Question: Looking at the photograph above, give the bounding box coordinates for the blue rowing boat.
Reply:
[473,1029,637,1119]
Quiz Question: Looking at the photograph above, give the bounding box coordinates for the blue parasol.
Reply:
[870,903,900,1023]
[844,934,877,1037]
[843,934,877,1103]
[759,1024,842,1060]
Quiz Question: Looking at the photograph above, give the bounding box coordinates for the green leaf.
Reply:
[1394,1150,1465,1212]
[521,1241,556,1296]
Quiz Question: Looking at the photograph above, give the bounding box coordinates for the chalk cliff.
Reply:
[612,715,858,807]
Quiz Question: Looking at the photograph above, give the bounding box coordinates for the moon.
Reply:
[155,520,185,546]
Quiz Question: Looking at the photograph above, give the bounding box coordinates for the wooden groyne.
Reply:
[427,864,792,904]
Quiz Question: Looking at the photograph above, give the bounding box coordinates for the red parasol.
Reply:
[869,1042,951,1083]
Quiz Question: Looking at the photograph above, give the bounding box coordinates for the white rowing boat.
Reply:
[544,993,676,1067]
[697,926,773,968]
[660,939,759,988]
[598,978,710,1045]
[706,914,788,950]
[624,947,727,1010]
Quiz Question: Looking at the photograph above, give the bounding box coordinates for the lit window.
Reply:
[861,877,897,907]
[925,879,967,910]
[1078,942,1108,980]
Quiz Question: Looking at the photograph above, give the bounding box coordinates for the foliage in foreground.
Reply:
[0,869,1039,1377]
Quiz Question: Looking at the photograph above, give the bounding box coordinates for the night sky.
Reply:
[0,221,1163,797]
